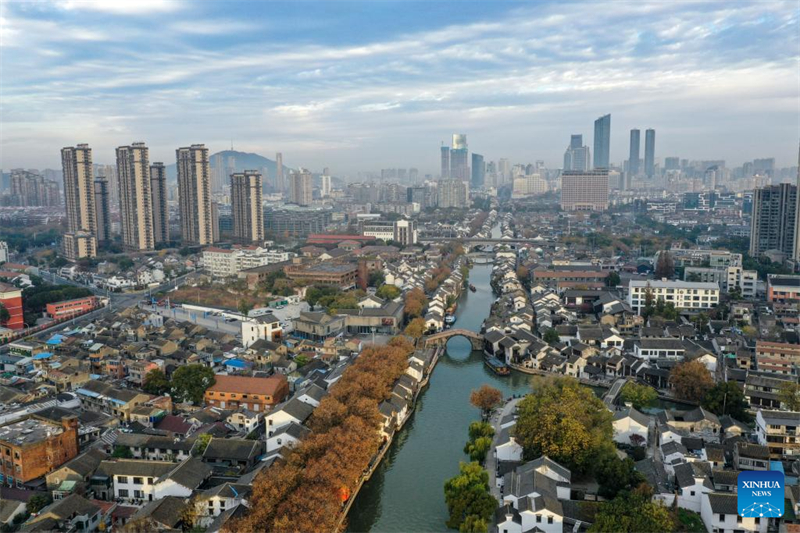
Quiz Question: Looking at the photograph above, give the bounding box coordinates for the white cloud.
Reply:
[56,0,182,15]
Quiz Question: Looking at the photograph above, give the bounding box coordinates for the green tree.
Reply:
[594,452,646,499]
[655,251,675,279]
[142,369,170,396]
[778,380,800,411]
[0,303,9,324]
[368,271,385,288]
[294,355,309,367]
[376,284,401,300]
[543,328,560,345]
[237,299,254,317]
[171,364,216,404]
[464,436,493,464]
[27,494,52,514]
[619,382,658,410]
[702,382,751,421]
[589,489,674,532]
[443,462,497,531]
[305,285,340,308]
[514,377,613,474]
[467,421,495,441]
[112,445,133,459]
[606,271,621,287]
[193,433,212,456]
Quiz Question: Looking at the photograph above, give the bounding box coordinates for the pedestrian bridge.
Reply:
[421,329,484,350]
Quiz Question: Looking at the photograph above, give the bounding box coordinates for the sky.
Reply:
[1,0,799,176]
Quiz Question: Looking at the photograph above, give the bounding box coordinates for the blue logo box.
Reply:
[738,471,784,517]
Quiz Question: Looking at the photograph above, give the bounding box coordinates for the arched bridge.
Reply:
[422,329,484,350]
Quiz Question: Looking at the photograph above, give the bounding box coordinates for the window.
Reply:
[536,515,542,523]
[133,477,143,485]
[119,489,129,497]
[547,516,554,524]
[118,476,128,484]
[719,514,725,522]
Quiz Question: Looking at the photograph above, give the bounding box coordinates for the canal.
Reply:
[347,262,537,533]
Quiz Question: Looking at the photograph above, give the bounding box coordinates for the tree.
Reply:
[693,312,710,333]
[443,462,497,531]
[589,488,674,532]
[142,369,169,396]
[0,303,9,325]
[514,377,613,474]
[702,382,751,421]
[112,445,133,459]
[27,494,52,514]
[606,271,621,287]
[469,385,503,420]
[655,251,675,280]
[464,436,493,464]
[404,288,428,318]
[669,360,713,402]
[543,328,560,345]
[619,382,658,410]
[376,284,401,300]
[368,271,385,288]
[171,364,216,404]
[778,380,800,411]
[594,453,646,499]
[404,317,427,340]
[238,299,254,317]
[193,433,212,456]
[294,355,309,367]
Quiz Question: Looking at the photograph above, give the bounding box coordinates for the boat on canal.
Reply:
[444,314,456,324]
[469,284,477,292]
[484,356,510,376]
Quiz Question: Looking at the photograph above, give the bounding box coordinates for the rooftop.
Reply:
[0,418,64,446]
[207,374,288,396]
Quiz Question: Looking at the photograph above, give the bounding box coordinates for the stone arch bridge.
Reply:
[421,329,484,350]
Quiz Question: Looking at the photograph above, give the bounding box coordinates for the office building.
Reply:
[593,114,611,169]
[437,179,468,209]
[231,170,264,244]
[471,153,485,189]
[93,177,110,246]
[749,183,797,258]
[150,162,169,245]
[288,168,313,206]
[116,143,155,252]
[275,152,284,194]
[627,280,720,315]
[359,219,418,245]
[560,169,609,211]
[61,144,97,260]
[440,145,450,179]
[644,128,656,178]
[176,144,214,246]
[321,174,332,198]
[563,134,591,171]
[450,134,469,181]
[628,129,640,176]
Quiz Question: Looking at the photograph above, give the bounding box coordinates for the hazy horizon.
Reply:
[2,0,799,174]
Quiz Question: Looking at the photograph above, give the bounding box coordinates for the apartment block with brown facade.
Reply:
[0,416,79,487]
[204,375,289,413]
[755,341,800,375]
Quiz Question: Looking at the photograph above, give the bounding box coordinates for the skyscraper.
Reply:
[231,170,264,244]
[150,162,169,245]
[593,114,611,169]
[320,174,331,198]
[93,177,110,246]
[628,129,641,176]
[440,145,450,179]
[116,142,155,251]
[450,134,469,181]
[749,183,797,258]
[275,152,284,194]
[793,143,800,265]
[437,179,467,209]
[61,144,97,260]
[176,144,214,245]
[645,129,656,178]
[560,169,609,212]
[563,134,591,171]
[471,153,485,189]
[289,168,313,206]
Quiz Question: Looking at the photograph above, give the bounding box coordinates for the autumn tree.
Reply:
[469,385,503,420]
[404,288,428,319]
[619,382,658,410]
[702,381,751,421]
[669,360,713,402]
[514,377,613,474]
[655,251,675,279]
[404,317,427,340]
[778,380,800,411]
[142,369,169,395]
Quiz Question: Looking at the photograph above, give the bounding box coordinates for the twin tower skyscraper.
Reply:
[61,143,264,260]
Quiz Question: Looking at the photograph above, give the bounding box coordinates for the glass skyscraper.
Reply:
[593,114,611,169]
[645,128,656,178]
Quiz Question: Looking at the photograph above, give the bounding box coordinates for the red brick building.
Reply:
[204,375,289,412]
[0,281,24,330]
[46,296,100,319]
[0,416,80,486]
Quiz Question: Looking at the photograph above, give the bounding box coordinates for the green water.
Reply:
[347,263,538,533]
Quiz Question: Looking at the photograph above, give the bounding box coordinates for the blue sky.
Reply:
[1,0,798,175]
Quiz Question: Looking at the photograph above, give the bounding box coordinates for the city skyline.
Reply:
[1,1,798,173]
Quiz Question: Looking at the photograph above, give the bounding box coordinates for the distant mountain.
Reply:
[165,150,289,183]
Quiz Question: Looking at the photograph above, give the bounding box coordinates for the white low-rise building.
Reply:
[203,246,294,278]
[628,279,720,314]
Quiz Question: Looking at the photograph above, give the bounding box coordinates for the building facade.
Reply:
[93,178,111,246]
[176,144,214,245]
[150,162,169,245]
[231,171,264,244]
[61,144,97,260]
[560,169,609,211]
[644,128,656,178]
[116,143,155,251]
[0,416,79,486]
[0,282,24,330]
[627,280,720,314]
[628,129,640,176]
[593,114,610,169]
[749,183,797,258]
[288,169,312,206]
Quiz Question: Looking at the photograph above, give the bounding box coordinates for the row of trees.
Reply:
[228,338,413,533]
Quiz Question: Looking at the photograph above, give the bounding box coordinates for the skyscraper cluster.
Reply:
[563,134,591,171]
[6,170,60,207]
[627,127,656,178]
